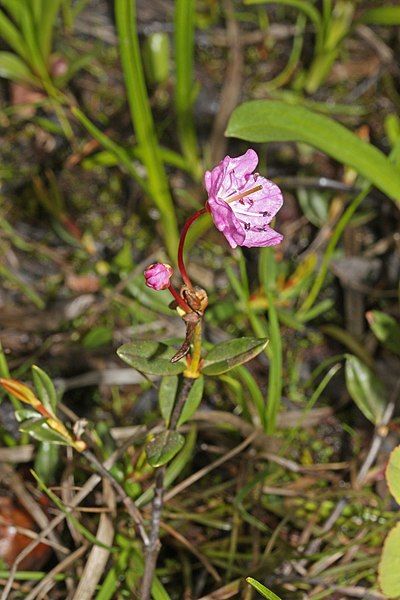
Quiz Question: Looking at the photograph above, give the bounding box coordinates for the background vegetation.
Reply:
[0,0,399,598]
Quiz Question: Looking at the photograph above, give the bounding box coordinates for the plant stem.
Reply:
[140,376,195,600]
[184,321,202,378]
[177,208,207,288]
[167,283,191,313]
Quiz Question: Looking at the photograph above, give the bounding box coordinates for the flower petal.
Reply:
[226,149,258,180]
[207,197,246,248]
[242,224,283,248]
[204,150,258,197]
[230,175,283,225]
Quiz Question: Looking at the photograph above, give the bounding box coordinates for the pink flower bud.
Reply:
[144,263,173,291]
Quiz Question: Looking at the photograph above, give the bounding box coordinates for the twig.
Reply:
[140,377,194,600]
[72,480,116,600]
[23,543,89,600]
[82,449,148,546]
[0,434,142,600]
[140,467,166,599]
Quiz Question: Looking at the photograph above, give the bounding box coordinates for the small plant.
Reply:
[117,148,284,597]
[0,149,284,599]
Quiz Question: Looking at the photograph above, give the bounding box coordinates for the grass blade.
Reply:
[174,0,201,179]
[115,0,179,260]
[39,0,62,63]
[0,8,29,60]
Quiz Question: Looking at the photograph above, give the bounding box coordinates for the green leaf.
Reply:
[202,338,268,376]
[83,326,113,349]
[177,376,204,427]
[226,100,400,204]
[117,341,185,376]
[158,376,179,425]
[0,51,39,85]
[32,365,57,413]
[35,442,59,484]
[386,445,400,504]
[19,418,70,445]
[143,32,170,85]
[137,427,196,507]
[15,408,39,422]
[145,430,185,467]
[0,9,29,61]
[345,355,386,424]
[38,0,62,62]
[115,0,179,259]
[246,577,282,600]
[367,311,400,356]
[360,6,400,26]
[379,523,400,598]
[243,0,321,34]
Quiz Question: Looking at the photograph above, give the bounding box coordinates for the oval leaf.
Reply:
[202,338,268,376]
[226,100,400,203]
[159,375,179,425]
[379,523,400,598]
[145,430,185,467]
[344,355,386,424]
[246,578,282,600]
[386,445,400,504]
[117,341,185,376]
[367,311,400,356]
[177,376,204,427]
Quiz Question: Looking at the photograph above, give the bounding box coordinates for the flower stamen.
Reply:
[225,184,263,204]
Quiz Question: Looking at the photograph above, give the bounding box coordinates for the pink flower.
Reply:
[144,263,173,291]
[205,149,283,248]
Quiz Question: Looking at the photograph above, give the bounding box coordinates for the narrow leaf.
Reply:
[246,577,282,600]
[0,51,39,85]
[345,355,386,424]
[32,365,57,414]
[177,376,204,427]
[226,100,400,203]
[360,6,400,26]
[19,418,70,445]
[386,445,400,504]
[159,375,179,425]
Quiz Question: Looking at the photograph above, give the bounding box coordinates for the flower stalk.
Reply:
[177,208,206,288]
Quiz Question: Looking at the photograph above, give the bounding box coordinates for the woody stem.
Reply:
[177,208,207,288]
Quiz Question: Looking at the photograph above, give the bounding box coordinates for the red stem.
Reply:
[168,284,191,313]
[177,208,207,288]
